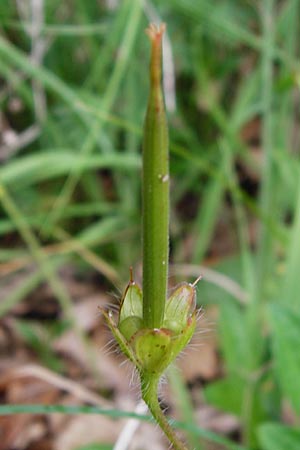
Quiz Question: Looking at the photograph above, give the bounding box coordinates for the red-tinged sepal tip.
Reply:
[145,23,166,43]
[145,23,166,86]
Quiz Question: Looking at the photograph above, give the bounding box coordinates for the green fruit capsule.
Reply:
[142,23,169,329]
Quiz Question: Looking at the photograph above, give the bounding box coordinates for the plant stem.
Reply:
[142,24,169,328]
[141,374,188,450]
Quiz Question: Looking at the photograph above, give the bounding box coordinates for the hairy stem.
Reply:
[142,24,169,329]
[141,374,188,450]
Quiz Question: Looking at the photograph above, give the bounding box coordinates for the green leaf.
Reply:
[269,303,300,413]
[204,375,244,416]
[219,302,249,372]
[258,423,300,450]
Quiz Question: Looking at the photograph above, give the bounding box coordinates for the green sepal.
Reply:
[102,280,197,379]
[132,327,172,375]
[169,312,197,361]
[164,282,196,334]
[119,315,144,341]
[100,308,142,371]
[118,281,143,340]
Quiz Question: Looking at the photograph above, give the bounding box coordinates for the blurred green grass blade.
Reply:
[273,0,299,254]
[273,150,300,215]
[0,62,33,108]
[0,39,139,135]
[80,173,104,204]
[0,216,125,285]
[231,69,261,129]
[177,422,247,450]
[282,171,300,308]
[52,227,121,286]
[257,0,276,296]
[0,270,43,318]
[171,0,261,49]
[73,0,101,65]
[169,368,203,450]
[42,0,143,233]
[269,303,300,414]
[222,141,255,293]
[15,319,64,372]
[218,301,249,373]
[192,170,224,263]
[0,184,118,376]
[84,0,131,89]
[0,404,248,450]
[258,423,300,450]
[0,249,27,261]
[0,35,90,126]
[0,218,121,301]
[0,202,119,237]
[172,141,286,249]
[0,26,139,133]
[275,0,299,150]
[169,0,296,68]
[204,374,266,447]
[0,151,141,189]
[75,445,112,450]
[0,184,77,321]
[75,216,126,247]
[2,21,108,36]
[217,142,262,446]
[0,258,72,318]
[0,404,148,418]
[0,218,41,236]
[61,202,120,218]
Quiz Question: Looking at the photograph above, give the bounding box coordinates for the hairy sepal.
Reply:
[102,280,197,379]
